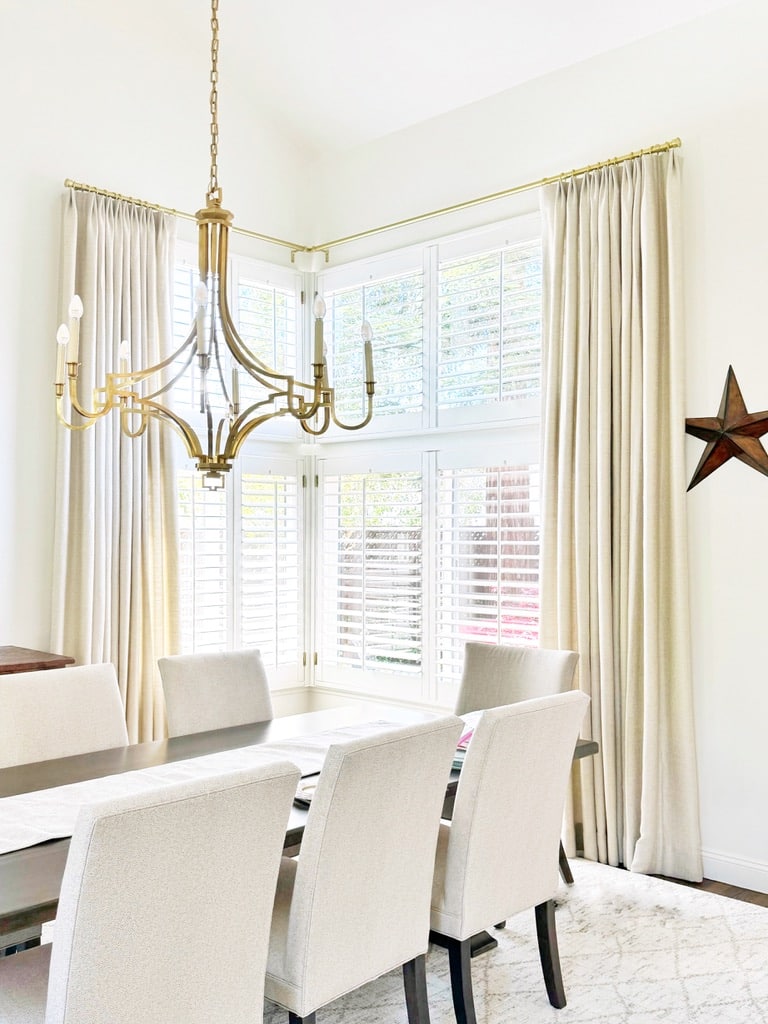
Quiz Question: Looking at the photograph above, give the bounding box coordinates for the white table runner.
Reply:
[0,719,399,856]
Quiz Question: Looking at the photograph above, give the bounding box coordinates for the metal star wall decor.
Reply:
[685,366,768,490]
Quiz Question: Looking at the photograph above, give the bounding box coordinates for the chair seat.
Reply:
[0,943,51,1024]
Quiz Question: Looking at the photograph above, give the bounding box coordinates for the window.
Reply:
[172,214,542,707]
[173,242,304,686]
[435,460,540,688]
[318,457,423,700]
[325,269,424,420]
[176,456,304,683]
[316,215,543,706]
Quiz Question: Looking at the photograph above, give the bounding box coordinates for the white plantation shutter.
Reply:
[177,472,229,651]
[435,461,541,699]
[232,260,297,374]
[240,467,302,673]
[324,267,424,423]
[318,459,423,696]
[438,238,542,409]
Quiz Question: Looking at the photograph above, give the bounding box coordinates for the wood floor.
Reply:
[656,875,768,908]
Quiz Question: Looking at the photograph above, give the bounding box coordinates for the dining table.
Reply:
[0,702,599,951]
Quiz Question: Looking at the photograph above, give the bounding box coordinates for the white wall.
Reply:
[305,0,768,891]
[2,0,766,889]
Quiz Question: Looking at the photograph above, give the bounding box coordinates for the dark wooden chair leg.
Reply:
[403,954,431,1024]
[446,937,477,1024]
[535,899,566,1009]
[558,841,574,885]
[288,1013,316,1024]
[493,921,506,930]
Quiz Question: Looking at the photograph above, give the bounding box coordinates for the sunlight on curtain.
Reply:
[539,151,703,881]
[51,190,180,742]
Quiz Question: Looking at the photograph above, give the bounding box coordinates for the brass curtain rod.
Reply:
[64,136,681,257]
[62,178,307,252]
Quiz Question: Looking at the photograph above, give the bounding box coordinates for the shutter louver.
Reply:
[326,271,423,420]
[436,463,540,688]
[438,239,541,408]
[240,472,301,670]
[177,472,229,651]
[320,470,423,679]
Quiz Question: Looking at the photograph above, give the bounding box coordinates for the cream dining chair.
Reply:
[429,691,590,1022]
[0,662,130,955]
[0,663,128,770]
[0,760,300,1024]
[454,642,579,884]
[265,715,463,1024]
[158,647,274,737]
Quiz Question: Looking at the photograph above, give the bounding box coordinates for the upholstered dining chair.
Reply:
[158,647,274,736]
[265,715,463,1024]
[0,662,128,771]
[429,691,590,1023]
[454,642,579,884]
[454,642,579,716]
[0,662,129,955]
[0,662,128,769]
[0,760,300,1024]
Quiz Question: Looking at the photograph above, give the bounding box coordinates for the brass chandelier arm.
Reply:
[329,395,375,432]
[299,406,332,436]
[135,328,198,400]
[61,378,111,424]
[118,396,207,460]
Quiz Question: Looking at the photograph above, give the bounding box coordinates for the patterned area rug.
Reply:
[264,859,768,1024]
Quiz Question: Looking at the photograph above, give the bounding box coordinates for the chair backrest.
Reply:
[0,663,128,769]
[158,648,274,737]
[46,759,299,1024]
[431,691,590,941]
[274,715,462,1013]
[454,642,579,716]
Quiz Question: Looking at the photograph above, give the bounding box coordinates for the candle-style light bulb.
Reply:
[231,364,240,412]
[67,294,83,363]
[55,324,70,385]
[313,295,326,367]
[118,339,131,373]
[195,281,209,355]
[361,320,374,381]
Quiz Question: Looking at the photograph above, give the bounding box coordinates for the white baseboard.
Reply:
[271,686,313,716]
[701,848,768,895]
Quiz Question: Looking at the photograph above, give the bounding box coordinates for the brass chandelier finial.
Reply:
[55,0,375,489]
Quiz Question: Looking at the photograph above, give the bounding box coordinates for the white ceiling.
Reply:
[212,0,738,155]
[114,0,738,158]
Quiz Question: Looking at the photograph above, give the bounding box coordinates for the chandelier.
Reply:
[54,0,375,489]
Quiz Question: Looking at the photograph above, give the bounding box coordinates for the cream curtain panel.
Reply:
[539,151,703,881]
[51,190,180,742]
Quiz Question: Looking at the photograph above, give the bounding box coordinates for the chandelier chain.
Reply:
[208,0,221,203]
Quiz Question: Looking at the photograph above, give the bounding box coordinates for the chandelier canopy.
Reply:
[54,0,375,489]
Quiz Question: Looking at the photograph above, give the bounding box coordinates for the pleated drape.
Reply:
[51,190,181,742]
[539,151,703,881]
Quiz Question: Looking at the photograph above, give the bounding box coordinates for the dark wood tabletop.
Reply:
[0,705,599,939]
[0,647,75,675]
